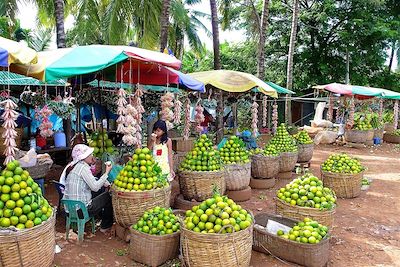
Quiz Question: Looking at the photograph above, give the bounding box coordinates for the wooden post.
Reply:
[216,89,224,143]
[232,101,238,135]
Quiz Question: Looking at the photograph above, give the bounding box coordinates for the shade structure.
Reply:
[266,82,295,94]
[188,70,278,98]
[115,61,204,92]
[0,71,65,86]
[87,80,183,94]
[315,83,400,99]
[380,89,400,100]
[0,37,38,66]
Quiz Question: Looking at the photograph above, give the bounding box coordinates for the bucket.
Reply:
[36,135,47,148]
[373,137,381,145]
[54,131,67,147]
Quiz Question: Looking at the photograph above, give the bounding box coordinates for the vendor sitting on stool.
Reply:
[60,144,113,233]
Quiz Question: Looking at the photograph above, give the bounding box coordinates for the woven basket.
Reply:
[279,152,298,173]
[275,198,335,227]
[383,133,400,144]
[321,170,363,199]
[344,129,373,143]
[251,154,280,179]
[373,129,384,139]
[0,210,56,267]
[111,185,171,228]
[224,162,251,191]
[24,161,53,179]
[384,123,395,133]
[297,144,314,163]
[179,170,225,202]
[180,221,253,267]
[253,213,330,267]
[129,228,180,266]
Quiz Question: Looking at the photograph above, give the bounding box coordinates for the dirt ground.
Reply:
[44,143,400,267]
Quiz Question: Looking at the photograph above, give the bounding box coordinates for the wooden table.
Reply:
[36,147,72,165]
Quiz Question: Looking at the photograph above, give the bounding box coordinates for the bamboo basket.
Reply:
[0,210,56,267]
[297,144,314,163]
[180,220,253,267]
[383,133,400,144]
[224,162,251,191]
[275,198,335,227]
[0,128,23,155]
[344,129,373,143]
[251,154,280,179]
[179,170,225,201]
[373,128,384,139]
[321,170,363,198]
[384,123,395,133]
[111,185,171,228]
[253,213,330,267]
[129,228,180,267]
[279,152,298,173]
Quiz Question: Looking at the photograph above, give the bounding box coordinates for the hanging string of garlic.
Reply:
[378,98,383,120]
[272,100,278,134]
[262,96,267,127]
[160,92,175,131]
[327,94,333,122]
[1,99,18,165]
[346,97,355,129]
[183,97,191,140]
[251,101,259,137]
[335,97,342,123]
[133,85,145,147]
[194,102,205,134]
[116,88,127,135]
[394,100,399,129]
[174,96,182,125]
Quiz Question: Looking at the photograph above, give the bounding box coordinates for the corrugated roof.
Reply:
[0,71,66,86]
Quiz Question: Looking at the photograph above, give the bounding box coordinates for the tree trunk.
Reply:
[345,48,350,84]
[285,0,299,124]
[160,0,171,52]
[257,0,270,81]
[388,40,397,72]
[210,0,221,70]
[54,0,66,48]
[216,90,224,143]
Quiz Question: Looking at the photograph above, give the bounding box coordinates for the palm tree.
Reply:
[53,0,66,48]
[29,27,53,51]
[160,0,171,52]
[210,0,220,70]
[0,0,18,19]
[257,0,269,81]
[285,0,299,124]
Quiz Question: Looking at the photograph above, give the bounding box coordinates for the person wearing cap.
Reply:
[60,144,113,233]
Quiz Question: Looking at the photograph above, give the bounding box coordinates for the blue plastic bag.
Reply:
[108,165,123,183]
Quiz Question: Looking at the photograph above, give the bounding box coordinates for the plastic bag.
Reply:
[108,165,123,183]
[17,148,37,167]
[314,131,338,145]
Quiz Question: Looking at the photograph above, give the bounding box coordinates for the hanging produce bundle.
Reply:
[353,113,373,130]
[378,98,383,119]
[36,105,53,138]
[251,101,259,137]
[293,130,313,144]
[179,134,221,172]
[321,153,364,174]
[113,147,168,191]
[268,123,297,153]
[0,160,53,229]
[88,130,117,158]
[346,97,355,129]
[394,100,399,130]
[1,99,18,164]
[262,96,267,127]
[183,98,191,140]
[160,92,174,126]
[276,173,336,210]
[132,207,180,235]
[133,86,145,146]
[173,97,182,125]
[194,103,205,134]
[116,88,128,135]
[183,194,253,234]
[272,101,278,133]
[219,136,250,164]
[276,217,329,244]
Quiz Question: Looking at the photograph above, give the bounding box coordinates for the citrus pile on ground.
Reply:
[183,195,253,234]
[277,217,329,244]
[219,136,250,164]
[0,160,53,229]
[353,113,373,130]
[293,130,313,144]
[276,173,336,210]
[269,123,298,153]
[113,148,168,191]
[321,153,364,174]
[132,207,180,235]
[179,134,221,172]
[88,130,117,158]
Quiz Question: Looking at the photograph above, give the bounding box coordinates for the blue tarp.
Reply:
[169,68,205,93]
[0,48,7,67]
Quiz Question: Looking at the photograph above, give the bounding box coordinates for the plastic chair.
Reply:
[52,180,65,212]
[60,199,95,242]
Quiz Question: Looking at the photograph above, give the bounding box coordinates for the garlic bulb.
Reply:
[1,99,18,164]
[394,100,399,130]
[183,98,191,140]
[174,97,182,125]
[251,101,259,137]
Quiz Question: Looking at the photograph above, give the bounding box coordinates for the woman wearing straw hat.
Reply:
[60,144,114,233]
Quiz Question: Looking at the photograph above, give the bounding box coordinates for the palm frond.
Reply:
[29,27,53,51]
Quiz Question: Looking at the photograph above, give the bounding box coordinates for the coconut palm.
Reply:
[210,0,220,70]
[160,0,171,52]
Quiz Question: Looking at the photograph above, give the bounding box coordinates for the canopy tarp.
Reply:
[188,70,278,98]
[0,71,66,86]
[315,83,400,99]
[266,82,295,94]
[0,37,38,66]
[87,80,181,93]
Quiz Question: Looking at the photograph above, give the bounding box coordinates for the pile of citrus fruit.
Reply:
[219,136,250,164]
[248,148,264,156]
[392,129,400,136]
[88,130,117,158]
[293,130,313,144]
[113,148,168,191]
[132,207,180,235]
[0,160,53,229]
[321,153,364,174]
[183,195,253,234]
[263,144,280,156]
[277,217,329,244]
[353,113,373,130]
[179,134,221,172]
[276,173,336,210]
[268,123,298,153]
